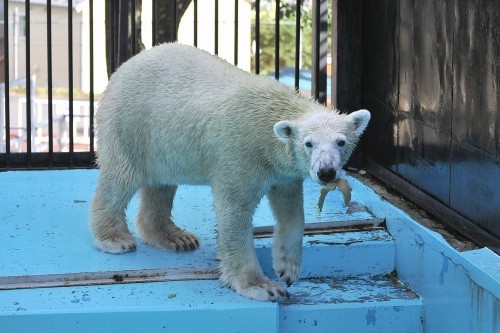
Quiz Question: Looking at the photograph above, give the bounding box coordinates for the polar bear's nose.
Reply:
[317,168,336,183]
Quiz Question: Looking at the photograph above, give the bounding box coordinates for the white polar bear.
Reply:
[90,43,370,302]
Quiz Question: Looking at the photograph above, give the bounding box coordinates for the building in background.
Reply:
[0,0,253,153]
[1,0,107,93]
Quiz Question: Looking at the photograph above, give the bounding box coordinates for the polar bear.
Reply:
[90,43,370,302]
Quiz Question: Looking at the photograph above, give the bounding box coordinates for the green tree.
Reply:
[252,0,332,74]
[251,1,313,75]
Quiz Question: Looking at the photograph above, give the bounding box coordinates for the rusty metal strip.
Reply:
[0,267,221,291]
[253,218,386,239]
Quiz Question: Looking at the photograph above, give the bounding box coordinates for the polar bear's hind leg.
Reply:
[136,184,200,252]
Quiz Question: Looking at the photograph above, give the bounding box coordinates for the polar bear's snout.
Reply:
[310,146,342,185]
[317,167,336,183]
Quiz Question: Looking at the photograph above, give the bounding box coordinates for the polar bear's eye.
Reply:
[305,141,313,148]
[337,140,346,147]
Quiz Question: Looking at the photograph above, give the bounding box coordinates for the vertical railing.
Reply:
[25,0,32,162]
[274,0,280,80]
[89,0,95,154]
[214,0,219,55]
[312,0,328,104]
[68,0,74,163]
[233,0,239,66]
[151,0,156,46]
[47,0,54,164]
[193,0,198,47]
[130,0,136,55]
[2,1,11,166]
[171,0,178,42]
[294,0,301,91]
[254,0,260,75]
[118,0,129,66]
[109,0,116,71]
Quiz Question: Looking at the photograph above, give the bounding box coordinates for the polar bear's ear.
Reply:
[347,109,371,137]
[274,120,297,143]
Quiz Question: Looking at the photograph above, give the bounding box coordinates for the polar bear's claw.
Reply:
[139,226,200,252]
[228,275,290,302]
[273,249,301,287]
[167,232,200,252]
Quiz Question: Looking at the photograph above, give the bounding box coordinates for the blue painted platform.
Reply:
[0,169,499,333]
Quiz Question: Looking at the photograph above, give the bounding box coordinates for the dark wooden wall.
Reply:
[333,0,500,247]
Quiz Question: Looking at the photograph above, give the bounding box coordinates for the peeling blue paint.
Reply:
[365,309,377,326]
[439,256,449,285]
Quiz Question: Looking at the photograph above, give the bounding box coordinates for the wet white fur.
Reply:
[90,43,370,302]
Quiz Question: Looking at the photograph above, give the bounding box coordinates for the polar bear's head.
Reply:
[274,109,371,185]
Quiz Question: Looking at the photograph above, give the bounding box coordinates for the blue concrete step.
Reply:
[0,274,422,333]
[280,275,422,333]
[256,228,395,279]
[0,170,421,333]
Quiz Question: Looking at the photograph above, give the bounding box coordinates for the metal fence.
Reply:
[2,1,498,250]
[0,0,330,169]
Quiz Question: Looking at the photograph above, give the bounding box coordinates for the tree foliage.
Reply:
[250,1,313,74]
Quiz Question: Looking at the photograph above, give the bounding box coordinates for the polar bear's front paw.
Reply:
[273,246,301,287]
[231,276,290,302]
[95,231,137,254]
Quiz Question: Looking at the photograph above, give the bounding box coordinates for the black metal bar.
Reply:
[131,0,136,55]
[172,0,178,41]
[89,0,95,154]
[294,0,301,91]
[25,0,32,158]
[193,0,198,46]
[274,0,280,80]
[311,0,328,104]
[3,0,10,164]
[214,0,219,55]
[255,0,260,74]
[152,0,156,46]
[109,0,116,74]
[234,0,238,66]
[330,0,362,110]
[68,0,74,159]
[47,0,54,162]
[118,0,129,66]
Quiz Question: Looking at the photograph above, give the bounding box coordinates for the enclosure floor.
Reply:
[0,169,423,333]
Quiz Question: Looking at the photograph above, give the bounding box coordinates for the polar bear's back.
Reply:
[104,43,249,108]
[95,43,313,184]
